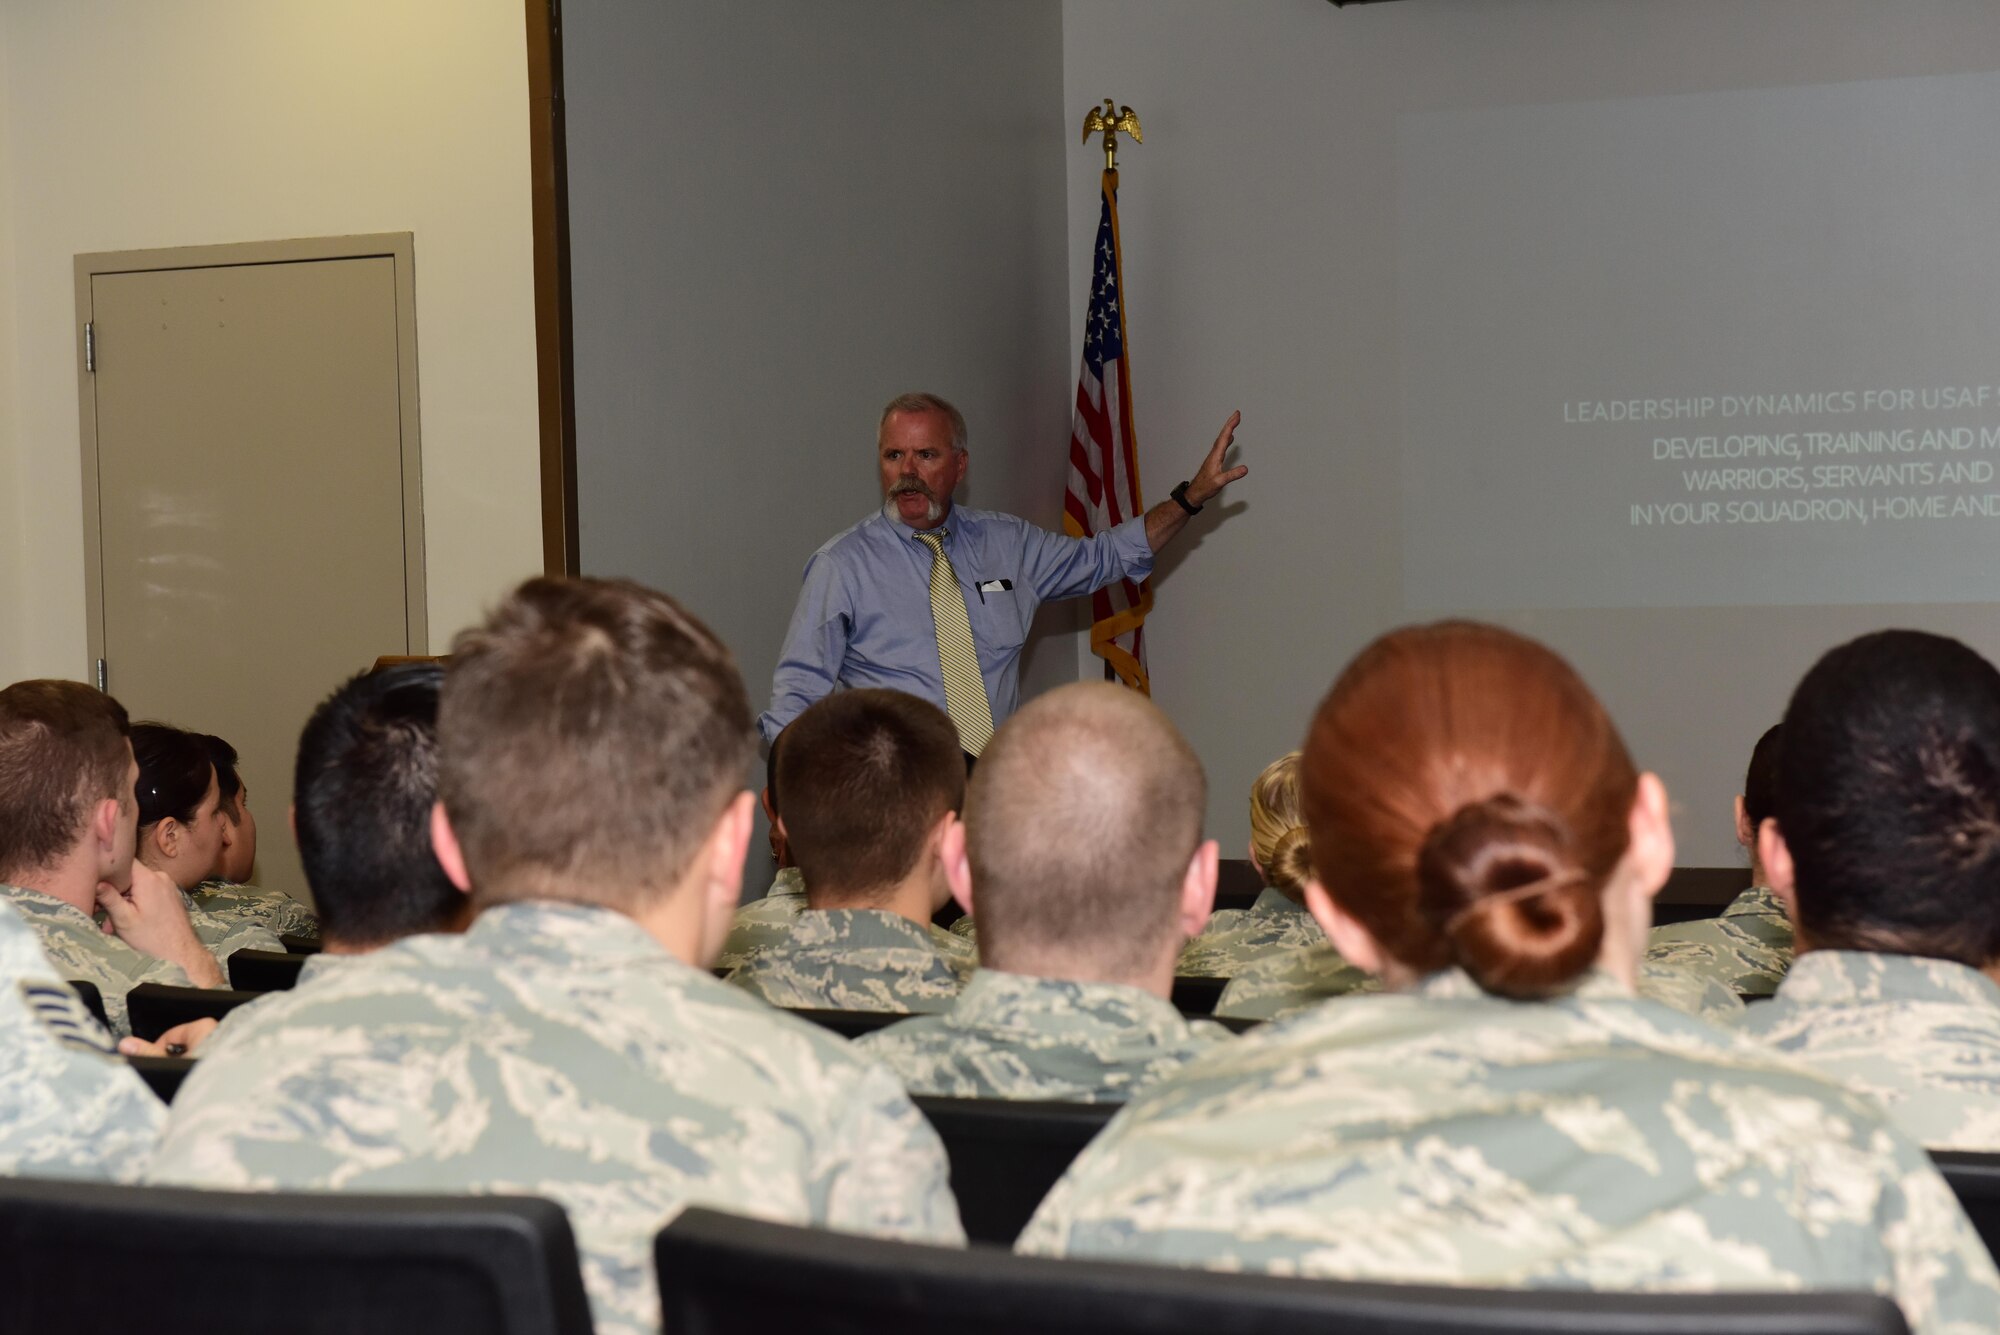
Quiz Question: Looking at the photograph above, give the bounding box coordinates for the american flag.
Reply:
[1063,169,1152,694]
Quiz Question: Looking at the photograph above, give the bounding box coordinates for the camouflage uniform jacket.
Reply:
[856,968,1233,1102]
[190,878,321,941]
[1019,969,2000,1335]
[180,889,286,960]
[716,871,976,973]
[1177,888,1325,979]
[1213,941,1376,1021]
[1214,942,1743,1026]
[725,907,972,1013]
[713,866,806,970]
[1645,885,1793,998]
[145,900,965,1335]
[0,882,196,1039]
[0,901,164,1179]
[1744,950,2000,1151]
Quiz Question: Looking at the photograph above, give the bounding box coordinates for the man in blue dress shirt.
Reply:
[760,392,1247,750]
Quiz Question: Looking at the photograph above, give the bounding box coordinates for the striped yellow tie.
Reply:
[914,530,994,755]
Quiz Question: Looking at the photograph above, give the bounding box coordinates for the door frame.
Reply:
[73,233,429,674]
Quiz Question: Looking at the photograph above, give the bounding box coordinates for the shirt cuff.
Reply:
[1111,513,1155,582]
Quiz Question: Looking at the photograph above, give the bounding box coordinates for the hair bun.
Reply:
[1264,825,1313,900]
[1415,794,1603,999]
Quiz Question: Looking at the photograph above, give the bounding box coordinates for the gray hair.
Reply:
[879,392,968,454]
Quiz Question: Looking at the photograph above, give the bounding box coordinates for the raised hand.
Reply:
[1187,411,1249,506]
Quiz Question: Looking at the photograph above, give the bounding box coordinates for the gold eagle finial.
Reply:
[1080,99,1142,172]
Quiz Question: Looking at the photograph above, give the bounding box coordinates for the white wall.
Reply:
[0,0,544,684]
[564,0,1080,768]
[1062,0,2000,863]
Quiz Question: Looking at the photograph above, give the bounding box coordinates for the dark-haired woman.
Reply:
[1644,723,1793,997]
[1019,622,2000,1332]
[189,733,321,941]
[131,723,285,959]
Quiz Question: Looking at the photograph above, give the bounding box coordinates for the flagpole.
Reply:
[1067,100,1153,694]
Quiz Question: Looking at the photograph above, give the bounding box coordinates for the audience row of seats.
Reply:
[0,1177,1929,1335]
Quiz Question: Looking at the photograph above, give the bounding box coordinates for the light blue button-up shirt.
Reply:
[759,504,1153,744]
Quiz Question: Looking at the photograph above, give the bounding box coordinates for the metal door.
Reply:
[77,236,426,905]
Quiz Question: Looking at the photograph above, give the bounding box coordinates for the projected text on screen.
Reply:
[1399,70,2000,610]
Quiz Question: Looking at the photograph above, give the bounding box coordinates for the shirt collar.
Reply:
[0,882,97,929]
[1412,966,1633,1004]
[1723,884,1788,919]
[1777,948,2000,1010]
[453,900,682,969]
[1250,887,1309,918]
[795,907,943,952]
[948,968,1194,1045]
[876,502,970,544]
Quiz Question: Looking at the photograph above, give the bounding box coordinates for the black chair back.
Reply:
[1169,975,1227,1016]
[127,1054,196,1104]
[0,1179,594,1335]
[1214,858,1263,910]
[654,1206,1907,1335]
[124,983,262,1041]
[64,978,110,1031]
[912,1096,1115,1245]
[787,1007,911,1040]
[1931,1150,2000,1260]
[227,948,312,992]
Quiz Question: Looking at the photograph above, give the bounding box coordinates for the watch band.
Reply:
[1171,480,1203,516]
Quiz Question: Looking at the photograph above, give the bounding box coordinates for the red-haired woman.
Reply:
[1019,622,2000,1334]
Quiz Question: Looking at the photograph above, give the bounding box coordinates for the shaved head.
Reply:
[967,683,1205,978]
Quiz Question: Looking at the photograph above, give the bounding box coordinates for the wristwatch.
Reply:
[1170,480,1202,516]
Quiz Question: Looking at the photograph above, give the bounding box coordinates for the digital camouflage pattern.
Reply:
[1213,941,1376,1021]
[1744,950,2000,1151]
[1019,970,2000,1335]
[0,900,164,1179]
[0,882,196,1038]
[1213,942,1743,1026]
[1645,886,1793,998]
[725,907,972,1014]
[713,866,806,971]
[145,901,965,1335]
[190,879,321,941]
[1632,960,1748,1024]
[856,968,1233,1102]
[181,891,285,960]
[1177,888,1324,979]
[716,870,976,973]
[948,913,979,942]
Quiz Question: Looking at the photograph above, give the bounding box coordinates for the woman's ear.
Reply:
[1759,817,1800,925]
[1303,877,1386,975]
[1624,773,1675,900]
[152,818,181,862]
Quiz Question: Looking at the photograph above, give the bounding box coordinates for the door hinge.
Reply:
[84,322,95,373]
[94,658,108,692]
